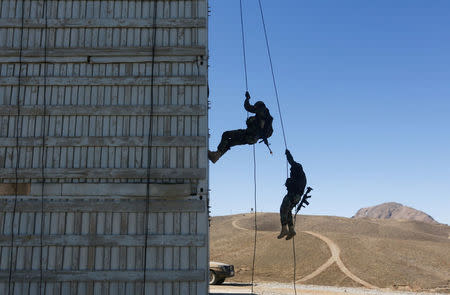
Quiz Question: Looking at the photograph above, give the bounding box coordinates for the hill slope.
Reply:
[352,202,439,224]
[210,213,450,293]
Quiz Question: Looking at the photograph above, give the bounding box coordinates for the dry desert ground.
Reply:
[209,213,450,294]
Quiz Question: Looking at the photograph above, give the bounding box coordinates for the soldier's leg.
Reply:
[243,131,259,146]
[285,193,300,240]
[278,195,291,239]
[217,129,247,152]
[209,129,248,163]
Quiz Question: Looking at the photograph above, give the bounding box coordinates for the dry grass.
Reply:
[210,213,450,292]
[210,214,330,283]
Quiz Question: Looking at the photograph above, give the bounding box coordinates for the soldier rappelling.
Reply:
[278,149,312,240]
[208,91,273,163]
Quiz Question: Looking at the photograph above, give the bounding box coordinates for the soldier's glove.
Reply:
[245,91,251,100]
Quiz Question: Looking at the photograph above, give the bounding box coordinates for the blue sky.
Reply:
[208,0,450,224]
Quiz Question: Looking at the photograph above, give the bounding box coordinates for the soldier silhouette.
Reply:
[278,149,307,240]
[208,91,273,163]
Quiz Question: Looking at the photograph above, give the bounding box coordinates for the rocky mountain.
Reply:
[352,202,439,224]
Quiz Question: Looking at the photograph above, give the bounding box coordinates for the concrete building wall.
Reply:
[0,0,209,294]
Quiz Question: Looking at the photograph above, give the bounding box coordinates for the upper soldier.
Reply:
[208,91,273,163]
[278,149,307,240]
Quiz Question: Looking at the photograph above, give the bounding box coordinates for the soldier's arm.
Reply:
[244,91,256,113]
[285,149,295,166]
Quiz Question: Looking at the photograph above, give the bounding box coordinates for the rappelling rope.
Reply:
[143,0,158,293]
[39,1,49,293]
[239,0,249,92]
[257,0,287,150]
[7,0,26,293]
[256,1,298,294]
[239,0,258,293]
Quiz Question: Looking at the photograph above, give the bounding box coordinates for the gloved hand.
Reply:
[245,91,251,100]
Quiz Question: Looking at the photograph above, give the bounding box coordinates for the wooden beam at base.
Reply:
[0,270,205,282]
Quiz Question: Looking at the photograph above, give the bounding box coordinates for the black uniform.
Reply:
[214,92,273,156]
[279,150,307,227]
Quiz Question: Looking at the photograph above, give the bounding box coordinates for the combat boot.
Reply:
[208,150,223,163]
[285,224,296,240]
[277,225,289,239]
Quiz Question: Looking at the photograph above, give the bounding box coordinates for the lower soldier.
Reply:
[209,91,273,163]
[278,149,307,240]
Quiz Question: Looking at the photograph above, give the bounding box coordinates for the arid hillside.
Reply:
[210,213,450,293]
[353,202,439,224]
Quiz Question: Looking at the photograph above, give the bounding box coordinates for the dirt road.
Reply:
[231,215,377,288]
[300,231,376,288]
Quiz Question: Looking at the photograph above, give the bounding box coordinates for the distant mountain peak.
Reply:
[352,202,438,224]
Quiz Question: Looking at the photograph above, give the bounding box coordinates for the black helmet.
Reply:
[254,101,266,110]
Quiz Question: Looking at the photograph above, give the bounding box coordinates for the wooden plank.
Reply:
[0,168,206,179]
[72,183,188,197]
[0,76,206,86]
[28,183,195,197]
[0,183,31,195]
[0,105,207,116]
[0,234,206,247]
[1,270,205,282]
[0,136,205,147]
[0,18,206,28]
[0,199,205,213]
[89,55,198,63]
[0,56,88,63]
[0,55,197,63]
[0,46,205,57]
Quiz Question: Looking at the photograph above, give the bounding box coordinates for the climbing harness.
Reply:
[239,0,258,293]
[143,1,158,294]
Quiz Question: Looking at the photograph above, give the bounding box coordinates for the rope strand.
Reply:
[257,1,297,294]
[239,0,249,91]
[143,1,158,294]
[251,147,257,293]
[257,0,287,150]
[239,1,258,293]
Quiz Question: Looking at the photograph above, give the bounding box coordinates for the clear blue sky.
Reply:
[208,0,450,225]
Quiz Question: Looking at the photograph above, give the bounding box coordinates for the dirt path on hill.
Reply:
[230,215,377,289]
[300,231,377,288]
